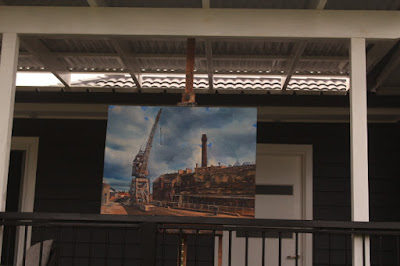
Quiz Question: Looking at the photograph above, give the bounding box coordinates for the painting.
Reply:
[101,106,257,218]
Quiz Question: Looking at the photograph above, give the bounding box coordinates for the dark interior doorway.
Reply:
[1,150,24,265]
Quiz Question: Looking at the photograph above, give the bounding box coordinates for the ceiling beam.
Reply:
[1,7,400,39]
[110,39,141,89]
[205,40,214,90]
[282,41,307,91]
[366,40,397,73]
[19,51,348,62]
[20,37,71,88]
[307,0,328,9]
[87,0,107,7]
[371,43,400,91]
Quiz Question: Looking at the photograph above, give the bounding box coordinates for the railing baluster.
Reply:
[162,228,166,266]
[121,226,126,266]
[379,236,383,266]
[154,225,159,266]
[245,231,248,266]
[55,226,61,265]
[72,226,77,266]
[278,232,282,266]
[228,230,232,266]
[195,229,199,266]
[344,234,348,266]
[88,227,93,266]
[295,232,299,266]
[39,226,44,266]
[178,229,183,265]
[262,231,265,266]
[396,235,400,266]
[212,230,216,266]
[328,233,331,266]
[105,228,109,266]
[5,226,12,265]
[23,225,28,266]
[363,234,366,266]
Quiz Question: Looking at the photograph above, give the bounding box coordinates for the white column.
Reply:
[0,33,19,212]
[350,38,370,266]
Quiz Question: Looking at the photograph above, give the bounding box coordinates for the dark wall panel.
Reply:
[12,119,107,213]
[11,119,400,265]
[11,119,400,220]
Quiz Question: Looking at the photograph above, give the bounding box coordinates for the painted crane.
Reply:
[130,108,162,204]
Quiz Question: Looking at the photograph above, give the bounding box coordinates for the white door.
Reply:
[221,144,312,266]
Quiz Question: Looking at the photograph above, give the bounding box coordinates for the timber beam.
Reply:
[0,7,400,39]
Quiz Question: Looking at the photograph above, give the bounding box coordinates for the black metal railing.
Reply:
[0,212,399,266]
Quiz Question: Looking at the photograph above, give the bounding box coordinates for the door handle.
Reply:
[286,254,300,260]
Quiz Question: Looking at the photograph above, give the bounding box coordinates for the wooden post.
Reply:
[350,38,370,266]
[179,38,196,105]
[0,32,19,258]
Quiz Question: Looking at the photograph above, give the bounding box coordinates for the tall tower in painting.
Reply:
[201,134,207,167]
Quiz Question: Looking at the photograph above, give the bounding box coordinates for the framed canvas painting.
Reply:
[101,106,256,218]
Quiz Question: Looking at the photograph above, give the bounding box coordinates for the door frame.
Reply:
[10,136,39,264]
[257,144,313,266]
[218,144,313,266]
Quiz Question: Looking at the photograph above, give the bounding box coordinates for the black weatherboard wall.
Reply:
[12,119,106,213]
[11,119,400,265]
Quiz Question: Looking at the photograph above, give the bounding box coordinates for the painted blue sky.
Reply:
[103,106,257,191]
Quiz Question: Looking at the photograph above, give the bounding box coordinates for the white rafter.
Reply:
[205,40,214,90]
[110,39,141,89]
[282,41,307,91]
[21,37,71,88]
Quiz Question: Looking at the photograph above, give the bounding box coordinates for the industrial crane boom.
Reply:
[132,108,163,178]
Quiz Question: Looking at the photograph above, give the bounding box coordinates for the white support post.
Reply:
[350,38,370,266]
[0,33,19,212]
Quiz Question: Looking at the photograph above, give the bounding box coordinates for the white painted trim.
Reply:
[350,38,370,265]
[11,137,39,265]
[0,32,19,260]
[12,103,400,123]
[11,137,39,213]
[256,144,313,266]
[0,7,399,39]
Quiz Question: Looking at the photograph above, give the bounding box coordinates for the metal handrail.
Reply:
[1,212,400,233]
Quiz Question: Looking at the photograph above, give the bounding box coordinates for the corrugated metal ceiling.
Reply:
[16,38,350,76]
